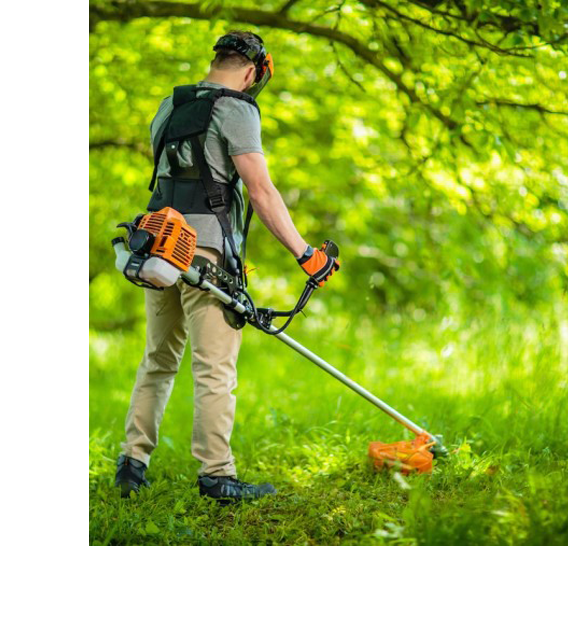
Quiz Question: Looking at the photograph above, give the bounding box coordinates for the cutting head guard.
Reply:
[213,31,274,98]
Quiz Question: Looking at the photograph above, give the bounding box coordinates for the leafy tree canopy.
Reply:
[90,0,568,328]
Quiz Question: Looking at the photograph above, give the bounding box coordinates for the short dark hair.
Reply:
[211,30,256,70]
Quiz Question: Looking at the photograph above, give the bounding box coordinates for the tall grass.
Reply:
[90,304,568,545]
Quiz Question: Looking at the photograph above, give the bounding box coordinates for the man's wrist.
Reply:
[296,244,314,264]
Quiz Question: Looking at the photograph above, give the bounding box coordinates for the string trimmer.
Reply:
[112,208,449,473]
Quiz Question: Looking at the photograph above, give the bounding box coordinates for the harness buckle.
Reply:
[208,193,226,211]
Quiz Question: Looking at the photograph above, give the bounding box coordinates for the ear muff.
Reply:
[258,53,274,82]
[246,53,274,99]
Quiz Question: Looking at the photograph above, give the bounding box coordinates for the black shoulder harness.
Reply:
[149,85,259,192]
[148,85,260,278]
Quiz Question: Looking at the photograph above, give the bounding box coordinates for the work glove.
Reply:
[296,244,340,287]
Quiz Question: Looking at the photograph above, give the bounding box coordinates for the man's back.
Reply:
[150,81,263,255]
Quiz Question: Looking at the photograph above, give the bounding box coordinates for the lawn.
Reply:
[89,305,568,545]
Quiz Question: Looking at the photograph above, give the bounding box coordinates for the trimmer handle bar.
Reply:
[322,239,339,258]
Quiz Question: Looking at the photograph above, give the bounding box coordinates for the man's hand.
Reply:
[297,245,340,287]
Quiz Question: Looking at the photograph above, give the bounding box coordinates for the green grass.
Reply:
[90,306,568,545]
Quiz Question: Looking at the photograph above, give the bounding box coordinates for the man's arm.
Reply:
[232,152,307,258]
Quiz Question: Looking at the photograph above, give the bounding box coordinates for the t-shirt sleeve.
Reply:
[221,100,264,156]
[150,96,171,139]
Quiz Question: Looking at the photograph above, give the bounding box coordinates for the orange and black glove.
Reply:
[297,244,340,287]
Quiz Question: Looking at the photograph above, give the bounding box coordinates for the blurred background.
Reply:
[90,0,568,330]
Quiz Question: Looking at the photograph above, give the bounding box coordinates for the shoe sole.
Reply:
[116,480,150,498]
[199,491,277,505]
[117,481,139,498]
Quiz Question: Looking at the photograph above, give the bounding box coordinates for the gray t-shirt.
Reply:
[150,81,263,255]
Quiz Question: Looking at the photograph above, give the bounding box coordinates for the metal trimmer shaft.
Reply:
[182,267,445,451]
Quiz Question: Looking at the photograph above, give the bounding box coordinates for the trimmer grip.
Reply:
[322,240,339,258]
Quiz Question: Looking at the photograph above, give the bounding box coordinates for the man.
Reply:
[115,30,339,501]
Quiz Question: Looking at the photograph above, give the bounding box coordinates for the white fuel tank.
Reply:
[139,257,181,288]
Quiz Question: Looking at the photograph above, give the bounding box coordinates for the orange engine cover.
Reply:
[138,208,197,272]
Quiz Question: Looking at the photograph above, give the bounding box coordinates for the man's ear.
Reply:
[244,64,256,89]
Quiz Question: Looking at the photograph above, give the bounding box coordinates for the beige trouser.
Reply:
[121,247,242,477]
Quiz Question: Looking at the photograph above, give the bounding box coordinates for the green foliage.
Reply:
[90,309,568,545]
[90,1,568,328]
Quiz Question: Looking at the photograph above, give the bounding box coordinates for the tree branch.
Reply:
[331,42,366,92]
[89,1,459,132]
[89,139,151,156]
[279,0,302,15]
[359,0,532,57]
[476,99,568,117]
[407,0,546,40]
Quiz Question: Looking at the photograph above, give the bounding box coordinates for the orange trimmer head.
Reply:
[369,433,436,475]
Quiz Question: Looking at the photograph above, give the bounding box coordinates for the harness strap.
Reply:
[229,171,240,188]
[165,139,181,175]
[149,115,170,192]
[241,201,255,284]
[188,135,241,270]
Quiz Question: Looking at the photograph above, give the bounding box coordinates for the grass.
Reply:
[90,304,568,545]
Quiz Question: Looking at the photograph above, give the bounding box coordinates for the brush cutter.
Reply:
[112,208,449,473]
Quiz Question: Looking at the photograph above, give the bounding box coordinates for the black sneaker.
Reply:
[115,455,150,498]
[198,475,277,503]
